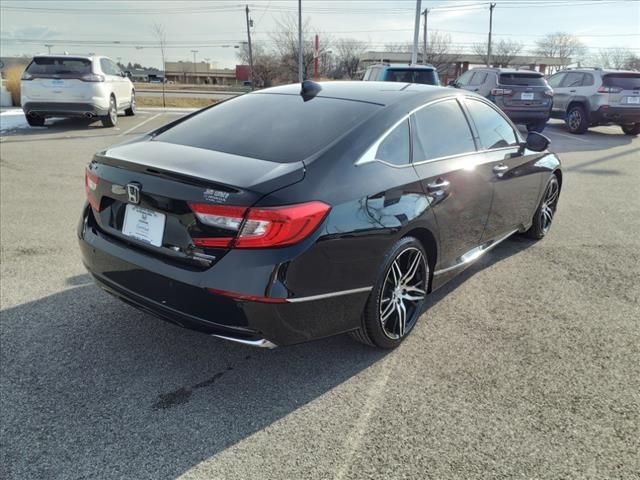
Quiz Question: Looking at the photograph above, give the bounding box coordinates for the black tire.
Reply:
[525,175,560,240]
[101,95,118,127]
[350,236,429,349]
[26,115,45,127]
[526,121,547,133]
[124,91,136,116]
[565,104,588,134]
[621,123,640,136]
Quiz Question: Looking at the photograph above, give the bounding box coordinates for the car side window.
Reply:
[456,70,474,86]
[547,73,566,88]
[465,99,519,150]
[109,60,122,76]
[469,71,487,86]
[561,72,584,88]
[583,73,594,86]
[363,69,372,81]
[375,120,410,166]
[100,58,112,75]
[411,99,476,161]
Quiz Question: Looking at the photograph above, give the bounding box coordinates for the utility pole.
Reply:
[487,3,496,67]
[45,44,53,55]
[245,4,254,90]
[191,49,198,84]
[298,0,303,83]
[313,34,319,80]
[411,0,422,65]
[422,8,429,64]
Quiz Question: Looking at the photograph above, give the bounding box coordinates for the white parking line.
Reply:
[118,113,162,137]
[545,129,591,143]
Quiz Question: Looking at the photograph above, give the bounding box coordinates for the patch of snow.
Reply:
[0,109,37,133]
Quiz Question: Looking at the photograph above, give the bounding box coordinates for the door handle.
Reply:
[426,179,450,192]
[569,89,576,93]
[493,164,509,174]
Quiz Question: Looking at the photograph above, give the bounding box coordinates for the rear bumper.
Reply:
[501,108,551,124]
[22,102,109,118]
[78,206,369,346]
[590,106,640,125]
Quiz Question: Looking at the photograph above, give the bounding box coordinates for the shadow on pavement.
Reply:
[0,235,534,479]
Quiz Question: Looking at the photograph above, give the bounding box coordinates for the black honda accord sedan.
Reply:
[79,81,561,349]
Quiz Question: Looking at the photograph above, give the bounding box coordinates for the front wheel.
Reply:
[351,237,429,349]
[565,105,588,134]
[621,123,640,136]
[101,96,118,127]
[525,175,560,240]
[26,115,45,127]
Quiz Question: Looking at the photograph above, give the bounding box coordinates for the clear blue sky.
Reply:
[1,0,639,68]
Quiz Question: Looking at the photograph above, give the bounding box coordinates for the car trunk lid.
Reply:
[600,73,640,107]
[86,139,305,267]
[496,72,551,108]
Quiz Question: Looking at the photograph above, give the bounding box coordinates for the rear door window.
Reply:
[499,73,546,86]
[155,93,381,163]
[455,70,474,87]
[412,99,476,161]
[560,72,584,88]
[547,73,566,88]
[25,57,91,77]
[465,99,519,150]
[469,71,488,86]
[602,74,640,90]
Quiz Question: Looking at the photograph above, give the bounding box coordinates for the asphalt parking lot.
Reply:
[1,110,638,479]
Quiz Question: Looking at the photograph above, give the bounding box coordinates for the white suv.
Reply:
[21,55,135,128]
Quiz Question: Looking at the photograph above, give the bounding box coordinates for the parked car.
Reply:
[79,81,561,349]
[546,68,640,135]
[450,68,553,132]
[363,63,440,86]
[21,55,135,127]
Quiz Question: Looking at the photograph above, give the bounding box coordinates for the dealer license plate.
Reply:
[521,92,534,100]
[122,204,166,247]
[626,96,640,104]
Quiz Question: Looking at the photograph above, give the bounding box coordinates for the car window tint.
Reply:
[456,70,474,86]
[25,57,91,76]
[375,120,410,166]
[110,60,121,75]
[469,71,488,86]
[603,73,640,90]
[499,73,546,86]
[363,68,372,81]
[412,100,476,161]
[465,99,518,150]
[561,72,584,88]
[100,59,114,75]
[547,73,565,88]
[583,73,594,87]
[156,93,381,163]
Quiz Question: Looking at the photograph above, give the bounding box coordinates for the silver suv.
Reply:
[547,68,640,135]
[450,68,553,132]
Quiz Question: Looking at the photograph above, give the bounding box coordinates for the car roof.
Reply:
[367,63,435,70]
[32,54,97,61]
[253,81,450,107]
[473,67,542,75]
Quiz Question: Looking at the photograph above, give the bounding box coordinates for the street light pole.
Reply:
[411,0,422,65]
[487,3,496,67]
[45,44,53,55]
[191,49,198,84]
[298,0,303,83]
[422,9,429,64]
[245,4,255,90]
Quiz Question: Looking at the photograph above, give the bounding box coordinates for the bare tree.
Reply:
[534,32,586,72]
[423,31,458,74]
[383,42,413,53]
[472,39,523,67]
[333,38,369,79]
[270,14,331,83]
[590,47,635,69]
[152,22,167,107]
[237,42,280,87]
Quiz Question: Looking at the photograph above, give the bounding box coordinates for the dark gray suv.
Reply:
[450,68,553,132]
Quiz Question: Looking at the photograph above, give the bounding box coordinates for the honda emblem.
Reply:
[126,183,141,204]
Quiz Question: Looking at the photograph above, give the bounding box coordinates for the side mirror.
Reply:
[519,131,550,154]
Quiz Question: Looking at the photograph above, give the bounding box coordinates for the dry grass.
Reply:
[135,96,221,108]
[4,65,24,106]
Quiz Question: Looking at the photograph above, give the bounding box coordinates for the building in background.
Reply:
[164,61,237,85]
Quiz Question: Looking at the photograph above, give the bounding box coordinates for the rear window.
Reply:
[603,74,640,90]
[155,93,380,163]
[499,73,546,86]
[385,69,439,86]
[25,57,91,76]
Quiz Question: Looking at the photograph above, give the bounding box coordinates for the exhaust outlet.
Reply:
[84,112,94,118]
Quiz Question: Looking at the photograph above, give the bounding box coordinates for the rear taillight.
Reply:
[85,168,100,211]
[597,86,622,94]
[189,201,331,249]
[544,89,554,97]
[21,72,33,81]
[491,88,513,96]
[80,74,105,82]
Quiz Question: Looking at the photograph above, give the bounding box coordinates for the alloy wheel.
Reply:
[109,98,117,124]
[568,109,581,131]
[540,178,559,234]
[379,247,428,339]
